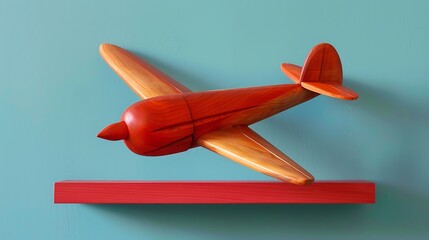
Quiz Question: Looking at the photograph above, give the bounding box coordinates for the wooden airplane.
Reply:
[97,43,358,185]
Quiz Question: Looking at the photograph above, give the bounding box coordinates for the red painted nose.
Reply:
[97,121,129,141]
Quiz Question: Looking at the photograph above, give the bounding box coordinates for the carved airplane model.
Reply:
[97,43,358,185]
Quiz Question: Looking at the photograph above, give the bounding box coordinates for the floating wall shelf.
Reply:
[54,181,375,204]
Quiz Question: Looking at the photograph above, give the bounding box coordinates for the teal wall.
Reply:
[1,0,428,239]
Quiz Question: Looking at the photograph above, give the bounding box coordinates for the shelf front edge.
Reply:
[54,181,375,204]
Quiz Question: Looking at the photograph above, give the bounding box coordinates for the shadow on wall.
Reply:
[347,78,429,190]
[86,77,429,238]
[94,53,429,237]
[264,78,429,186]
[87,184,429,238]
[347,78,429,126]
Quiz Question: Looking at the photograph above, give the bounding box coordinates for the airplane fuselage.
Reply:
[97,43,358,184]
[120,84,318,156]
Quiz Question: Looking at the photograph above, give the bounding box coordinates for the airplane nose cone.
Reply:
[97,121,129,141]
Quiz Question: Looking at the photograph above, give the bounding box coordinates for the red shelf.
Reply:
[54,181,375,204]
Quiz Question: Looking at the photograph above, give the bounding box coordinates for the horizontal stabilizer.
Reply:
[301,82,358,100]
[281,63,302,84]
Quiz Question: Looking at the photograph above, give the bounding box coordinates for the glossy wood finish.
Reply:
[97,121,128,140]
[300,43,343,84]
[120,95,194,156]
[281,63,302,83]
[99,43,191,99]
[301,82,358,100]
[54,181,375,204]
[98,43,360,185]
[184,85,317,140]
[198,126,314,185]
[298,43,358,100]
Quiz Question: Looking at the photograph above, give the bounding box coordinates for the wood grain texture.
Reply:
[98,43,360,185]
[297,43,359,100]
[99,43,191,99]
[301,82,358,100]
[54,181,376,204]
[184,84,318,140]
[198,126,314,185]
[300,43,343,84]
[281,63,302,83]
[120,95,194,156]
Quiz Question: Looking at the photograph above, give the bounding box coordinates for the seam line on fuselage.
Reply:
[144,134,194,155]
[181,94,196,145]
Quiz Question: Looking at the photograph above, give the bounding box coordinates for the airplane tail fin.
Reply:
[281,43,358,100]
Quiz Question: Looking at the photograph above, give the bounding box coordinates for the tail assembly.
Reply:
[282,43,358,100]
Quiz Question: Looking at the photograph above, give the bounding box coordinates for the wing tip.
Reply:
[280,173,314,185]
[291,177,314,185]
[99,43,110,52]
[99,43,122,55]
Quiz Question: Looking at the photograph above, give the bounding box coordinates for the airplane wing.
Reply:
[99,43,192,99]
[197,126,314,185]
